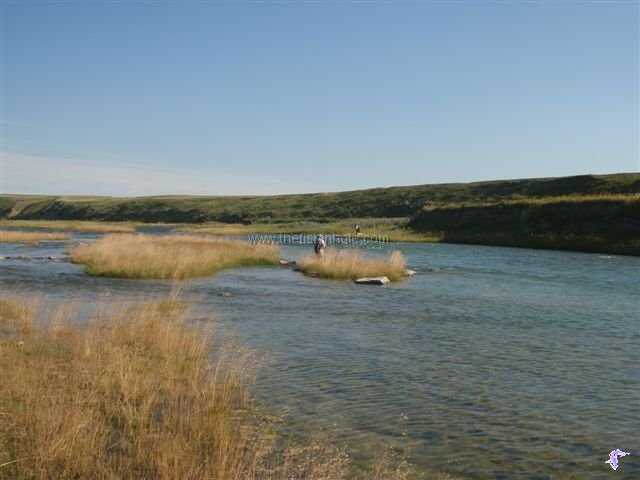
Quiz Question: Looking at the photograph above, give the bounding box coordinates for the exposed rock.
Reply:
[354,276,390,285]
[221,291,233,298]
[404,269,417,276]
[279,259,297,267]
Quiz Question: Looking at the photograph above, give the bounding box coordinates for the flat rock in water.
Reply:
[354,276,390,285]
[404,269,417,276]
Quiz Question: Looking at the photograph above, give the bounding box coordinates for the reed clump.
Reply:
[0,296,427,480]
[298,249,407,281]
[0,230,70,244]
[70,234,280,279]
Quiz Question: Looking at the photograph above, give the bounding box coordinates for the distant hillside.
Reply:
[2,173,639,223]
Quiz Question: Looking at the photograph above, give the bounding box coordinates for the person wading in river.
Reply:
[313,235,326,257]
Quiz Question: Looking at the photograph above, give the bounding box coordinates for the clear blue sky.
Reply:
[1,1,638,196]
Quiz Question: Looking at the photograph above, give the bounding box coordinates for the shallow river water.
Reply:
[1,233,639,479]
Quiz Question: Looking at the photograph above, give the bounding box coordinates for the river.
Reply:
[1,233,638,479]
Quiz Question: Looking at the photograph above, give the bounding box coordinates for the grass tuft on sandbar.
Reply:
[0,220,137,233]
[0,230,70,244]
[298,249,407,281]
[70,233,280,279]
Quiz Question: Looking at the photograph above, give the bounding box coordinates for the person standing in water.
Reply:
[314,235,326,257]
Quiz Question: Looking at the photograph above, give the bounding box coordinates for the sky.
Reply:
[1,1,638,196]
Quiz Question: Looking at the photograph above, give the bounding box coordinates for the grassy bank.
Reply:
[70,234,280,279]
[0,219,137,233]
[0,296,443,480]
[298,249,407,281]
[0,230,70,244]
[408,194,640,255]
[0,296,264,479]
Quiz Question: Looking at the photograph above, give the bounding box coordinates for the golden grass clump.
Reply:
[298,249,407,281]
[0,220,137,233]
[0,296,423,480]
[0,230,70,244]
[0,297,264,479]
[70,234,280,279]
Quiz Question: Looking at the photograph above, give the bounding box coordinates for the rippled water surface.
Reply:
[2,234,639,479]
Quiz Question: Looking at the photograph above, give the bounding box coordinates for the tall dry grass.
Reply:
[298,249,407,281]
[0,296,35,336]
[0,296,437,480]
[0,220,136,233]
[0,230,70,245]
[0,296,265,479]
[70,234,280,279]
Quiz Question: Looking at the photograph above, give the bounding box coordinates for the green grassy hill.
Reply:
[2,173,639,223]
